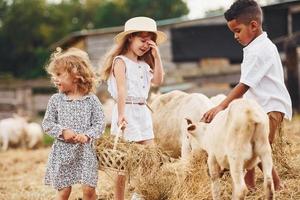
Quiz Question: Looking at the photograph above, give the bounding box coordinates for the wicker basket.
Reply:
[97,148,128,174]
[95,125,175,175]
[95,125,131,174]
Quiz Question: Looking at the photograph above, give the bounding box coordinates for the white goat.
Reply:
[0,115,27,151]
[186,99,274,200]
[24,122,43,149]
[151,90,213,158]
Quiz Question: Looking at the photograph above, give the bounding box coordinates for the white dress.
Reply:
[107,55,154,142]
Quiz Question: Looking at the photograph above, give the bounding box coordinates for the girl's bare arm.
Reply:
[148,40,164,85]
[113,58,128,126]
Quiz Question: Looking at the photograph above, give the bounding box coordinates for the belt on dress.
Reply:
[124,96,146,105]
[116,96,153,112]
[125,101,153,113]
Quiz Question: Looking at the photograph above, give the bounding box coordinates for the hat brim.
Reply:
[114,30,167,45]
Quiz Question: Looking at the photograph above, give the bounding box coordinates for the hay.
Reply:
[131,159,178,200]
[94,134,177,200]
[169,149,210,200]
[0,116,299,200]
[119,148,210,200]
[130,134,300,200]
[94,119,300,200]
[271,122,294,175]
[94,134,175,176]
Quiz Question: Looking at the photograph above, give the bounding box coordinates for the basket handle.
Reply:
[113,123,125,151]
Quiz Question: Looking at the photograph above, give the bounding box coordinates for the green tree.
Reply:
[0,0,188,79]
[125,0,188,20]
[93,0,189,28]
[0,0,49,78]
[0,0,96,78]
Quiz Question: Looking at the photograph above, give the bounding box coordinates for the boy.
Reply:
[201,0,292,191]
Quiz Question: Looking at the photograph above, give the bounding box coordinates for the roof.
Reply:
[52,0,300,49]
[51,15,225,49]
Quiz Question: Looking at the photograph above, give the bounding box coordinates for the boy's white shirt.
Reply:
[240,32,292,120]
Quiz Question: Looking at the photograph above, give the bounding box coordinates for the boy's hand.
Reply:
[62,129,76,143]
[73,134,89,144]
[201,105,224,123]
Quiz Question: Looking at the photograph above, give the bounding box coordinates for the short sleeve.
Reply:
[112,56,127,75]
[240,53,271,88]
[107,56,127,100]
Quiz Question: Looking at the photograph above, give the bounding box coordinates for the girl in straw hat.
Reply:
[100,16,167,200]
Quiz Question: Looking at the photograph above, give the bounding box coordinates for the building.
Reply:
[53,0,300,109]
[1,0,299,119]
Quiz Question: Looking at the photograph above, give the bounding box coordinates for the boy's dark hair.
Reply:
[224,0,262,24]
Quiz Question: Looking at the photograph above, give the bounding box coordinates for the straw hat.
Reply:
[114,16,167,45]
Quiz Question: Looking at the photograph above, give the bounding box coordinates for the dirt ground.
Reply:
[0,117,300,200]
[0,147,118,200]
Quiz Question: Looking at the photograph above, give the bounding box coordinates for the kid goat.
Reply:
[186,98,274,200]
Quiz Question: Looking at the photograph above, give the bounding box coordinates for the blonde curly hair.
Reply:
[46,47,98,94]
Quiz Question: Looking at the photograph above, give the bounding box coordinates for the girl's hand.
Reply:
[147,40,160,58]
[118,116,128,131]
[62,129,76,143]
[73,134,89,144]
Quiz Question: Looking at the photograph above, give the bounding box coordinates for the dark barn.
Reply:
[171,0,300,63]
[171,0,300,110]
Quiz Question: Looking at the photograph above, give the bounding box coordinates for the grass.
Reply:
[43,134,54,146]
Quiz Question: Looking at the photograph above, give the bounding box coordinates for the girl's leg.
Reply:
[114,139,154,200]
[115,175,126,200]
[82,185,97,200]
[56,186,71,200]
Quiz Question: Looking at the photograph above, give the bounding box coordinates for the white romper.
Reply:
[107,55,154,142]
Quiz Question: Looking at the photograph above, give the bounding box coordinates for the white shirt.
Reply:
[240,32,292,120]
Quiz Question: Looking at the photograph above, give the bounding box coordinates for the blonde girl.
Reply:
[43,48,105,200]
[100,16,167,200]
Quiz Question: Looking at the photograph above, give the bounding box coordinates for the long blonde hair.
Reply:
[99,32,157,81]
[46,48,98,94]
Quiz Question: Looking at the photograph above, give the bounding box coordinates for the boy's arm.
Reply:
[201,83,249,123]
[84,96,106,140]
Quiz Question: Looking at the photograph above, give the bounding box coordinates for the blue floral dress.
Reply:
[42,93,105,190]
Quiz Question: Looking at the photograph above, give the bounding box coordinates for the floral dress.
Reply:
[42,93,105,190]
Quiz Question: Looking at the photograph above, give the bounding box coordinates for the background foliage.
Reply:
[0,0,188,79]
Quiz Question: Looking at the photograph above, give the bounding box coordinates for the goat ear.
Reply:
[186,124,197,137]
[185,118,192,125]
[187,124,196,132]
